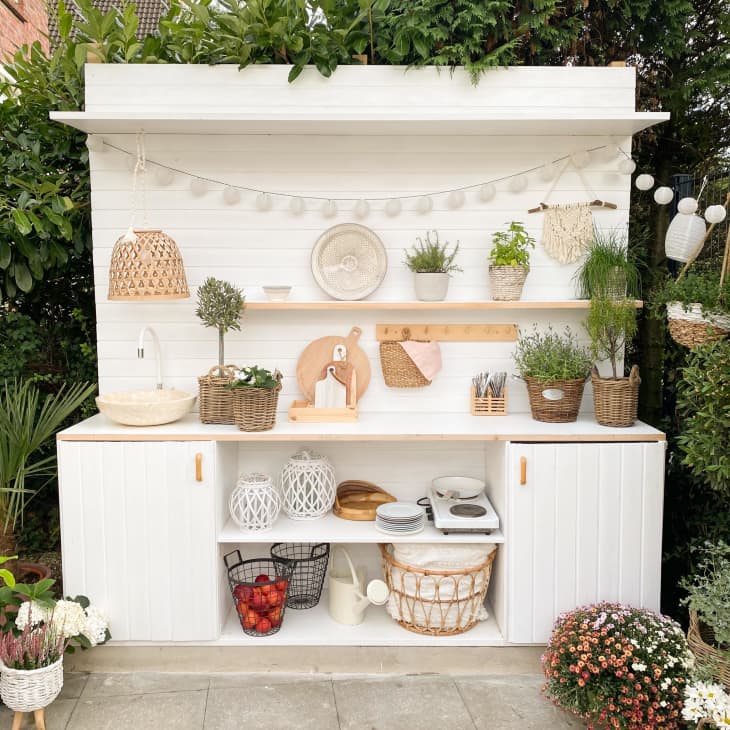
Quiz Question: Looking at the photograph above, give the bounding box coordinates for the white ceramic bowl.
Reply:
[432,476,485,499]
[96,389,196,426]
[262,286,292,302]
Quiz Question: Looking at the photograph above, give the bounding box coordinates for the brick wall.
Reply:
[1,0,49,61]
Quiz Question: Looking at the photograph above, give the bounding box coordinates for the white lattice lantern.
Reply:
[280,450,336,520]
[229,473,281,532]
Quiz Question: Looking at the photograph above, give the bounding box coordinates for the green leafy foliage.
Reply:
[196,278,246,373]
[228,366,282,390]
[650,265,730,317]
[403,231,461,274]
[513,326,592,382]
[585,298,638,379]
[488,221,534,267]
[575,228,641,299]
[675,339,730,495]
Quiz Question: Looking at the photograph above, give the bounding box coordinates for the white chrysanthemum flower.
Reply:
[82,605,109,646]
[51,599,87,638]
[15,601,50,630]
[631,661,647,672]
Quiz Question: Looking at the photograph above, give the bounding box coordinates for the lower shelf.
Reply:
[218,598,505,646]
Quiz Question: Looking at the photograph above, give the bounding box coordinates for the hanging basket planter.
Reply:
[666,303,730,349]
[592,365,641,428]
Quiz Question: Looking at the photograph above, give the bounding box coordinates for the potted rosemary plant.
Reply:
[195,278,246,424]
[228,366,283,432]
[488,221,535,301]
[403,231,461,301]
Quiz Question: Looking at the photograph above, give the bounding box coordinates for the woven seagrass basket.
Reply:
[688,609,730,691]
[232,383,281,432]
[379,329,430,388]
[524,376,586,423]
[488,265,529,301]
[667,303,730,349]
[198,365,238,424]
[592,365,641,428]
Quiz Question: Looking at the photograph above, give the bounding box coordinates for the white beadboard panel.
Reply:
[58,441,219,641]
[506,443,664,643]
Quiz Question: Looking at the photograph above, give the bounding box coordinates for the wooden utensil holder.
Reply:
[470,384,508,416]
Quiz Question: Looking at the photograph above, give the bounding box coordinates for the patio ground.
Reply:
[1,672,583,729]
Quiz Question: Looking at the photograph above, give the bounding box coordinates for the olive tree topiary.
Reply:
[195,278,245,375]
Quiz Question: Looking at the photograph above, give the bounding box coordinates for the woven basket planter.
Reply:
[231,384,281,432]
[667,302,730,349]
[688,609,730,691]
[488,265,529,301]
[280,450,337,520]
[380,334,430,388]
[592,365,641,428]
[198,365,238,424]
[229,473,281,532]
[524,376,587,423]
[0,657,63,713]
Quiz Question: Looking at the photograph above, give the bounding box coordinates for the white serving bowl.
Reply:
[96,389,196,426]
[262,286,292,301]
[432,476,485,500]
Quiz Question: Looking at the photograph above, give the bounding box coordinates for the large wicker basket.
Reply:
[379,543,496,636]
[232,383,281,432]
[198,365,238,424]
[0,657,63,712]
[488,265,529,301]
[667,302,730,349]
[524,376,586,423]
[592,365,641,428]
[688,609,730,690]
[379,330,430,388]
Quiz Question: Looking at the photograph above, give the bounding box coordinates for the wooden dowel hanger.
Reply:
[528,199,618,214]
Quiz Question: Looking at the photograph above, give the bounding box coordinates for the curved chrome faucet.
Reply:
[137,326,163,389]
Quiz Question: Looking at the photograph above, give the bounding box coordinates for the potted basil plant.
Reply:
[488,221,535,300]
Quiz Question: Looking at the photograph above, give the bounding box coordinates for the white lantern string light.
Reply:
[654,187,674,205]
[635,174,654,191]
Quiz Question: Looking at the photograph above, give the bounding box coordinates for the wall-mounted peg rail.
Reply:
[375,323,518,342]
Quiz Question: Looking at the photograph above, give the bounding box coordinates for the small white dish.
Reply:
[376,503,425,520]
[432,476,485,500]
[262,286,292,302]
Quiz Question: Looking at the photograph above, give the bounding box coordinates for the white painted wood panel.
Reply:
[506,442,665,643]
[58,441,219,641]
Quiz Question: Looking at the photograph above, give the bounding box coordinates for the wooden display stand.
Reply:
[12,708,46,730]
[288,401,358,422]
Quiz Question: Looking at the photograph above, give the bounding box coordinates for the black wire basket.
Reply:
[224,550,294,637]
[269,543,330,609]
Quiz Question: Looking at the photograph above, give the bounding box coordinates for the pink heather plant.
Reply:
[542,602,693,730]
[0,613,65,671]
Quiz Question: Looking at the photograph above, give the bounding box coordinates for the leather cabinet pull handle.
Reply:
[520,456,527,485]
[195,452,203,482]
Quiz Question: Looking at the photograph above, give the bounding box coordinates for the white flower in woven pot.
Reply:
[280,450,336,520]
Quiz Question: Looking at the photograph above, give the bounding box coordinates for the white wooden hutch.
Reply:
[53,65,668,653]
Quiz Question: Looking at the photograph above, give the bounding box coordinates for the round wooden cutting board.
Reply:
[296,326,371,402]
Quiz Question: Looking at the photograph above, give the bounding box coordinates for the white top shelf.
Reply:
[245,300,643,311]
[49,110,669,137]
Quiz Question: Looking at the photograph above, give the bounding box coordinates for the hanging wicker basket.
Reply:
[488,265,529,301]
[379,328,430,388]
[0,658,63,713]
[667,303,730,349]
[592,365,641,428]
[524,376,587,423]
[198,365,238,425]
[231,383,281,432]
[688,610,730,691]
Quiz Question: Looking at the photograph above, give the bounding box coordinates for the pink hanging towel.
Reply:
[400,340,442,381]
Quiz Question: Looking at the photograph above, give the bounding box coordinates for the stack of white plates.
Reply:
[375,503,426,536]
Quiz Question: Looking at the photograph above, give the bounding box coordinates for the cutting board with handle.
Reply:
[297,326,371,403]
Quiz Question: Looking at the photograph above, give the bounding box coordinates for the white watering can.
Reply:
[328,546,389,625]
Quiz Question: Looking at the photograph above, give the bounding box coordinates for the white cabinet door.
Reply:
[58,441,219,641]
[506,441,665,644]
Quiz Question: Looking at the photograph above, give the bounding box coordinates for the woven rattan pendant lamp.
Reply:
[108,133,189,301]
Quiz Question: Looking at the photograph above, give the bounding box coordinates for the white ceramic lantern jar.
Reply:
[665,212,707,263]
[280,450,336,520]
[229,473,281,532]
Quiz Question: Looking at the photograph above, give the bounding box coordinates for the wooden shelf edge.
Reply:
[245,300,644,311]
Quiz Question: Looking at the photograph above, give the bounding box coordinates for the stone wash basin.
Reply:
[96,390,196,426]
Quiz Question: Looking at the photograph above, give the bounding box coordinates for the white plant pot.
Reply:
[0,657,64,713]
[414,273,450,301]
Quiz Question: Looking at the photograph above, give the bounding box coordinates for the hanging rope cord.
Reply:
[121,132,149,242]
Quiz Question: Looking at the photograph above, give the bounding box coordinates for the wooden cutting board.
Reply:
[296,326,371,402]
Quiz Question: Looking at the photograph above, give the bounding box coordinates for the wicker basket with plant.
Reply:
[228,366,282,432]
[488,221,535,301]
[196,278,246,424]
[514,326,591,423]
[574,227,641,300]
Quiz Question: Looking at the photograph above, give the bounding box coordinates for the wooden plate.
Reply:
[296,327,371,402]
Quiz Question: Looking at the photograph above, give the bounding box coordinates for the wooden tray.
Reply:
[288,400,358,423]
[333,480,397,521]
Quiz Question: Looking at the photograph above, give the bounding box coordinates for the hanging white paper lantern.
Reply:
[416,196,433,214]
[223,186,240,205]
[677,197,698,215]
[479,184,496,202]
[653,186,674,205]
[705,205,728,225]
[354,199,370,219]
[665,213,707,263]
[85,134,105,153]
[447,190,465,209]
[255,192,272,212]
[508,175,528,194]
[538,163,557,182]
[289,197,305,216]
[190,178,208,197]
[385,199,402,217]
[321,199,337,218]
[618,159,637,175]
[153,166,174,186]
[635,174,655,191]
[570,150,591,168]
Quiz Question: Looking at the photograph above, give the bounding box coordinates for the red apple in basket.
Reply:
[255,573,270,583]
[256,617,272,634]
[242,609,258,630]
[268,607,283,627]
[275,577,288,592]
[268,588,284,608]
[250,590,268,611]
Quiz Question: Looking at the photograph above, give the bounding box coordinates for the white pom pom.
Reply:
[289,197,305,216]
[704,204,728,224]
[223,186,240,205]
[618,159,637,175]
[354,199,370,219]
[635,174,655,191]
[321,199,337,218]
[508,175,528,194]
[255,193,272,211]
[570,150,591,168]
[385,199,402,217]
[653,187,674,205]
[538,163,556,182]
[416,196,432,214]
[190,178,208,197]
[479,184,496,203]
[677,197,698,215]
[86,134,105,153]
[447,190,465,209]
[153,166,174,186]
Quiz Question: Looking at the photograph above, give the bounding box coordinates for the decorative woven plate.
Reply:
[311,223,387,300]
